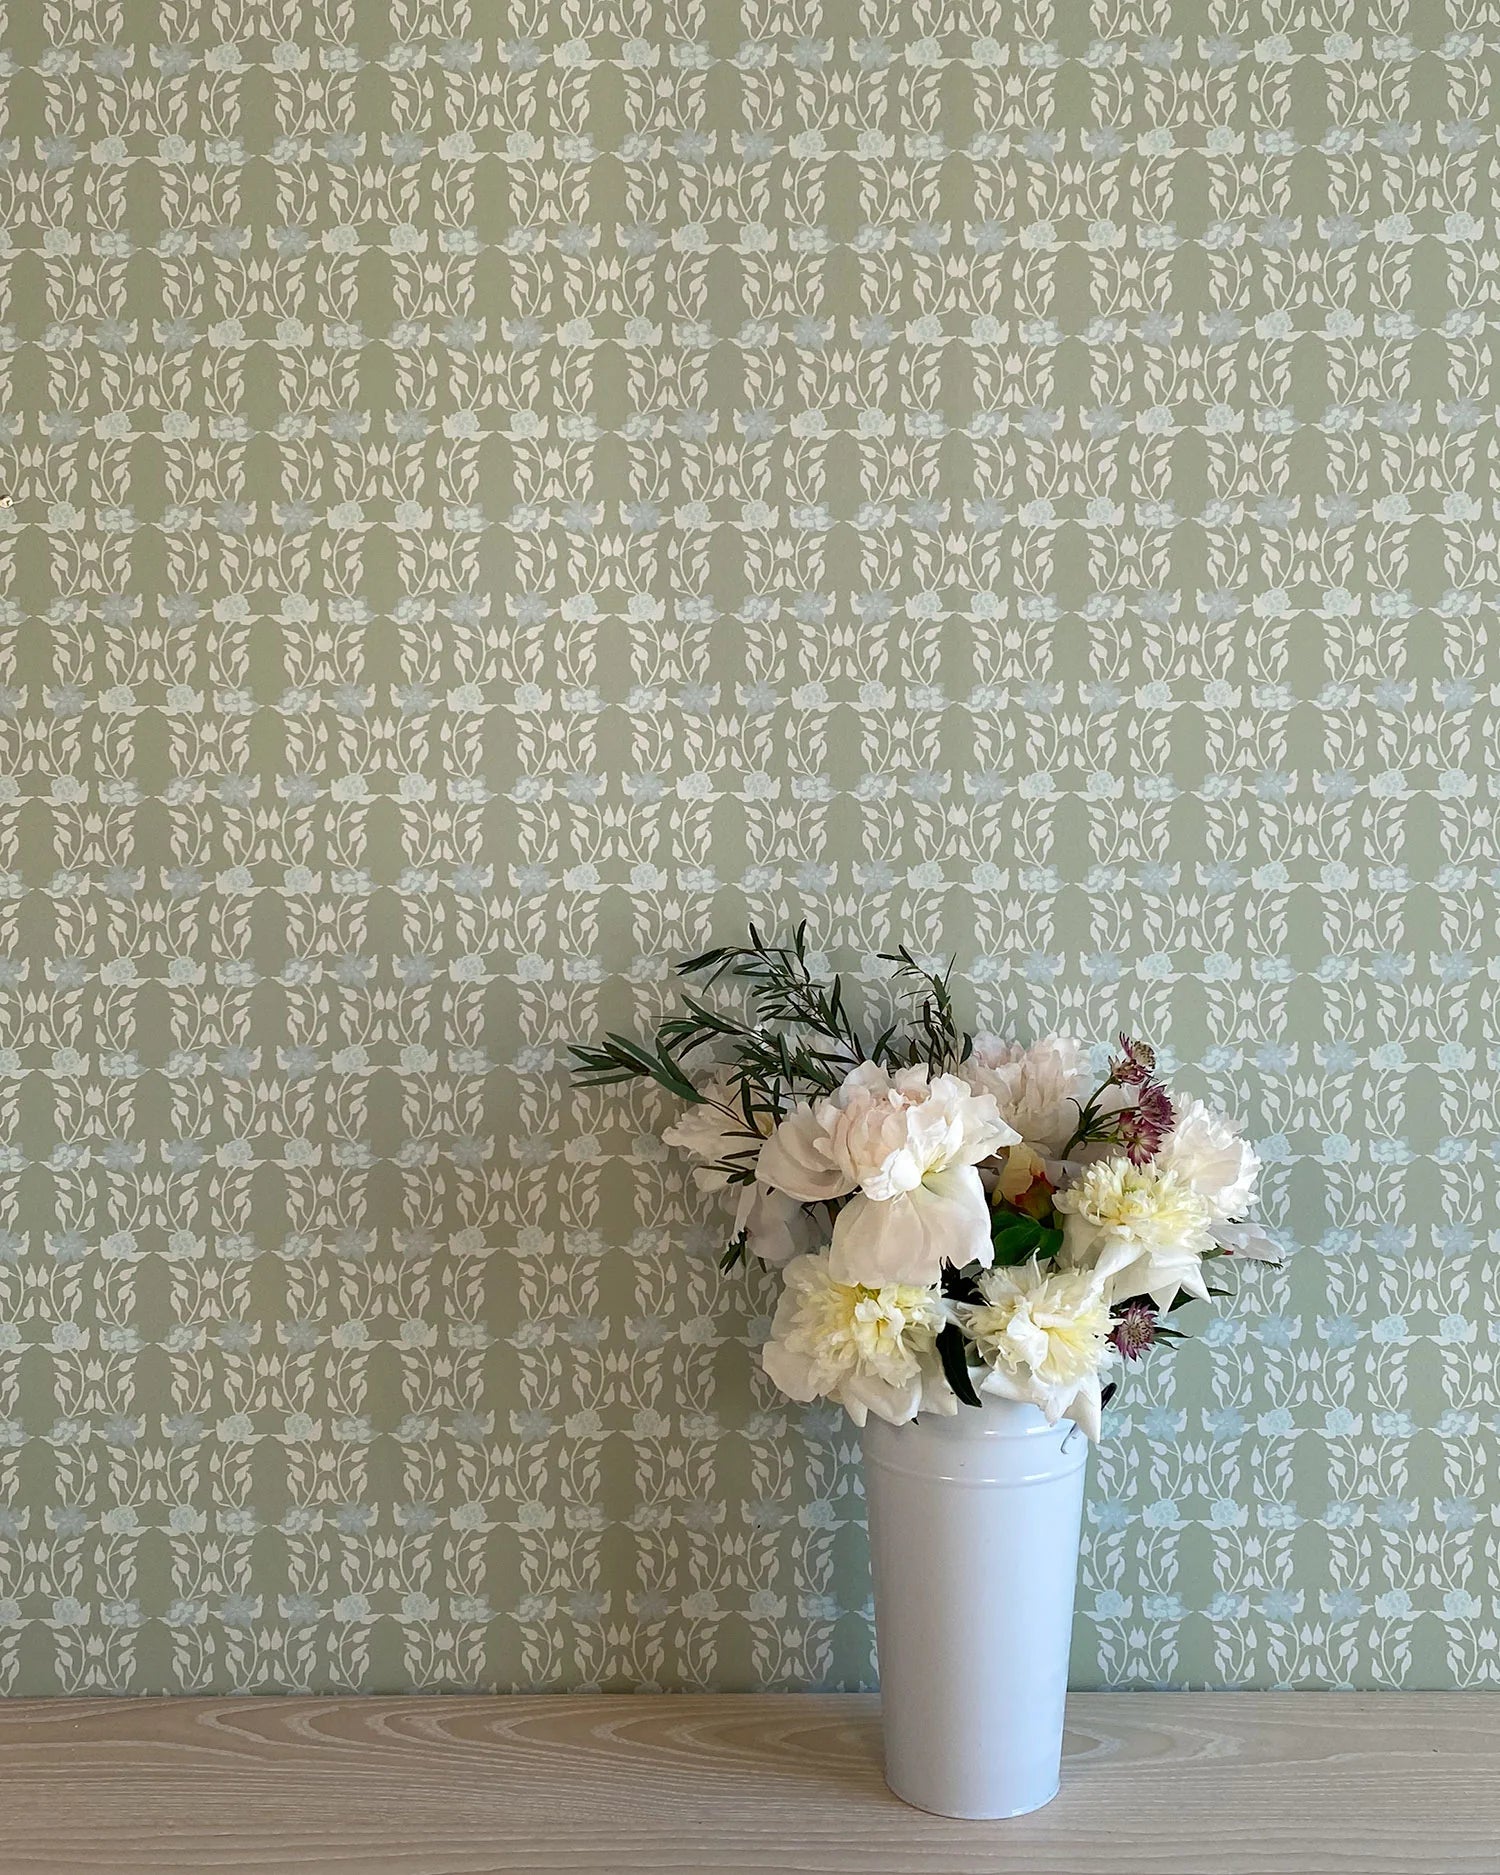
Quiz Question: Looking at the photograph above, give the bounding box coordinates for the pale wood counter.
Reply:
[1,1691,1492,1873]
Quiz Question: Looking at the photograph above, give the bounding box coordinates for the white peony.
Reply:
[1054,1154,1215,1308]
[663,1070,813,1266]
[731,1180,818,1266]
[661,1068,764,1191]
[1211,1215,1279,1261]
[963,1261,1111,1440]
[961,1034,1089,1160]
[760,1252,953,1427]
[960,1032,1121,1200]
[1155,1098,1274,1257]
[756,1062,1018,1286]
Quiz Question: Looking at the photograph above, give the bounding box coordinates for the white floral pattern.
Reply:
[0,1,1494,1691]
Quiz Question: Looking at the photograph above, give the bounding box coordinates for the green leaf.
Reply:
[572,1032,703,1102]
[568,1042,638,1086]
[1164,1284,1226,1313]
[678,945,735,977]
[936,1322,983,1408]
[991,1215,1043,1263]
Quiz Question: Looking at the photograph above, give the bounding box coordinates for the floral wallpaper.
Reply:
[2,0,1495,1692]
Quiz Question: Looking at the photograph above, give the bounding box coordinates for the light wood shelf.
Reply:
[1,1690,1492,1873]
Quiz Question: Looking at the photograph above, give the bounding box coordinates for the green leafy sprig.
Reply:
[876,945,973,1075]
[569,923,980,1134]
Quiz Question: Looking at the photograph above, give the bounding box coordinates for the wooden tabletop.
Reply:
[1,1691,1493,1873]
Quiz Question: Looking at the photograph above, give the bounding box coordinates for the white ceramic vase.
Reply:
[862,1393,1088,1820]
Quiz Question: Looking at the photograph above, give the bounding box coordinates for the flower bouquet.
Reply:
[575,926,1274,1817]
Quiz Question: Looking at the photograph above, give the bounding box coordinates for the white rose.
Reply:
[963,1261,1111,1440]
[760,1252,953,1427]
[752,1083,857,1204]
[662,1070,816,1266]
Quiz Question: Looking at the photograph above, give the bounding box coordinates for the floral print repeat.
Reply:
[2,0,1497,1689]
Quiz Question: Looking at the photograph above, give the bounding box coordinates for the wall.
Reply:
[3,0,1495,1691]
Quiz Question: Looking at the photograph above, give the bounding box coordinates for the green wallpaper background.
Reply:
[3,0,1497,1691]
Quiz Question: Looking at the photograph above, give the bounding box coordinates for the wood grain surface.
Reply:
[1,1691,1493,1874]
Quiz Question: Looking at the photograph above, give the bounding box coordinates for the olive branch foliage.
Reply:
[572,924,969,1102]
[570,924,971,1260]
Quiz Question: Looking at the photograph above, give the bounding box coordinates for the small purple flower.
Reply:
[1117,1080,1174,1165]
[1110,1032,1157,1085]
[1110,1301,1159,1362]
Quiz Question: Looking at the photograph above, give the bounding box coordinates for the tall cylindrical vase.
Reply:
[862,1394,1088,1820]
